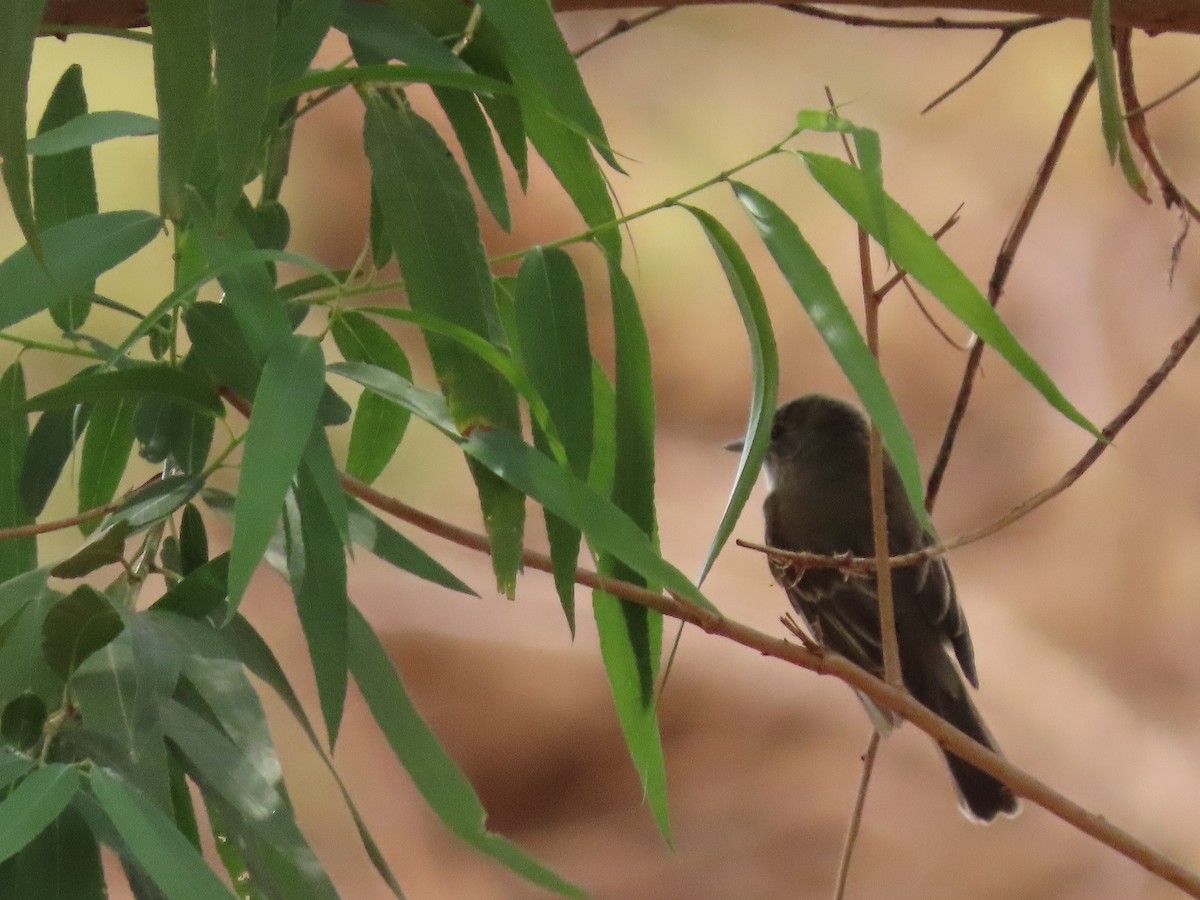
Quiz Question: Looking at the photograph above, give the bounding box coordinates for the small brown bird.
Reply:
[732,394,1019,822]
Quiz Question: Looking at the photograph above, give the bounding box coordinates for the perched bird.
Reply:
[731,394,1019,822]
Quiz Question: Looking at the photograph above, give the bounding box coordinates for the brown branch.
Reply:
[1116,29,1200,231]
[573,8,672,57]
[782,3,1055,30]
[341,470,1200,897]
[925,62,1096,510]
[920,19,1055,114]
[40,0,1200,38]
[874,205,962,300]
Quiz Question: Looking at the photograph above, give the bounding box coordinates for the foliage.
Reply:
[0,1,1099,896]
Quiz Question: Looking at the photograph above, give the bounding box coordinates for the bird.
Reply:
[731,394,1019,822]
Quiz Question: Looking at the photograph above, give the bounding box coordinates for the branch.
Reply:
[925,62,1096,509]
[341,471,1200,898]
[38,0,1200,38]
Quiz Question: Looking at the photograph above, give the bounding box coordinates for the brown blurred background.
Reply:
[7,9,1200,899]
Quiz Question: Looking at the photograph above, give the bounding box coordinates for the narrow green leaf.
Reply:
[435,88,511,230]
[336,3,472,72]
[20,405,90,519]
[0,766,80,865]
[364,94,524,594]
[462,428,714,613]
[299,427,349,546]
[0,0,44,256]
[49,521,128,579]
[274,63,513,103]
[148,0,211,221]
[347,499,476,595]
[726,184,927,524]
[179,503,208,576]
[596,262,670,840]
[0,569,51,637]
[78,399,136,534]
[90,767,237,900]
[229,336,324,611]
[1090,0,1148,197]
[348,606,581,896]
[516,248,593,629]
[104,474,203,532]
[210,0,277,221]
[28,111,159,156]
[33,66,99,331]
[290,466,349,746]
[41,586,124,679]
[272,0,339,84]
[476,0,614,165]
[152,553,229,621]
[0,365,35,581]
[681,203,781,584]
[17,365,222,418]
[0,211,162,333]
[326,361,458,437]
[480,93,527,189]
[0,753,34,790]
[183,301,261,398]
[332,312,411,484]
[0,805,104,900]
[186,191,294,359]
[221,614,407,899]
[801,152,1102,439]
[131,357,215,473]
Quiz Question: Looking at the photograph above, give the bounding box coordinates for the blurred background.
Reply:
[7,8,1200,899]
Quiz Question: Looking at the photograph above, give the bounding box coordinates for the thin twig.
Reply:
[1124,65,1200,119]
[925,62,1096,510]
[834,732,880,900]
[922,28,1017,114]
[780,4,1056,32]
[900,276,972,351]
[573,8,671,58]
[1115,28,1200,258]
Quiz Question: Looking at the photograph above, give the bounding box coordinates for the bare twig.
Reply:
[925,62,1096,510]
[900,276,973,351]
[834,732,881,900]
[1116,29,1200,238]
[922,28,1015,113]
[573,8,671,57]
[1124,65,1200,119]
[780,3,1055,31]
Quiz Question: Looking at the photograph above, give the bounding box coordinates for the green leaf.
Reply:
[1090,0,1148,197]
[0,211,162,333]
[347,499,476,595]
[210,0,277,222]
[801,152,1102,439]
[272,0,339,84]
[726,184,927,523]
[435,88,511,230]
[476,0,614,165]
[33,65,99,332]
[20,405,90,519]
[597,262,670,841]
[327,361,458,436]
[290,466,349,746]
[0,364,35,581]
[221,614,406,899]
[348,606,581,896]
[0,804,104,900]
[332,312,412,483]
[148,0,212,221]
[0,765,81,865]
[78,399,136,534]
[364,94,524,595]
[49,521,128,579]
[0,591,65,713]
[336,3,472,72]
[682,203,780,583]
[0,0,44,256]
[516,248,593,630]
[275,63,513,103]
[229,336,325,612]
[27,110,159,156]
[132,359,215,474]
[179,503,208,576]
[186,191,295,359]
[17,365,222,418]
[1,694,45,751]
[299,427,349,545]
[104,474,203,532]
[41,586,124,679]
[462,428,713,612]
[183,300,261,398]
[90,767,237,900]
[151,553,229,620]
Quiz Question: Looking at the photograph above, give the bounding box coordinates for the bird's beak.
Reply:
[724,438,744,453]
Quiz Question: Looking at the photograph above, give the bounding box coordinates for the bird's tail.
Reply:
[928,683,1021,823]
